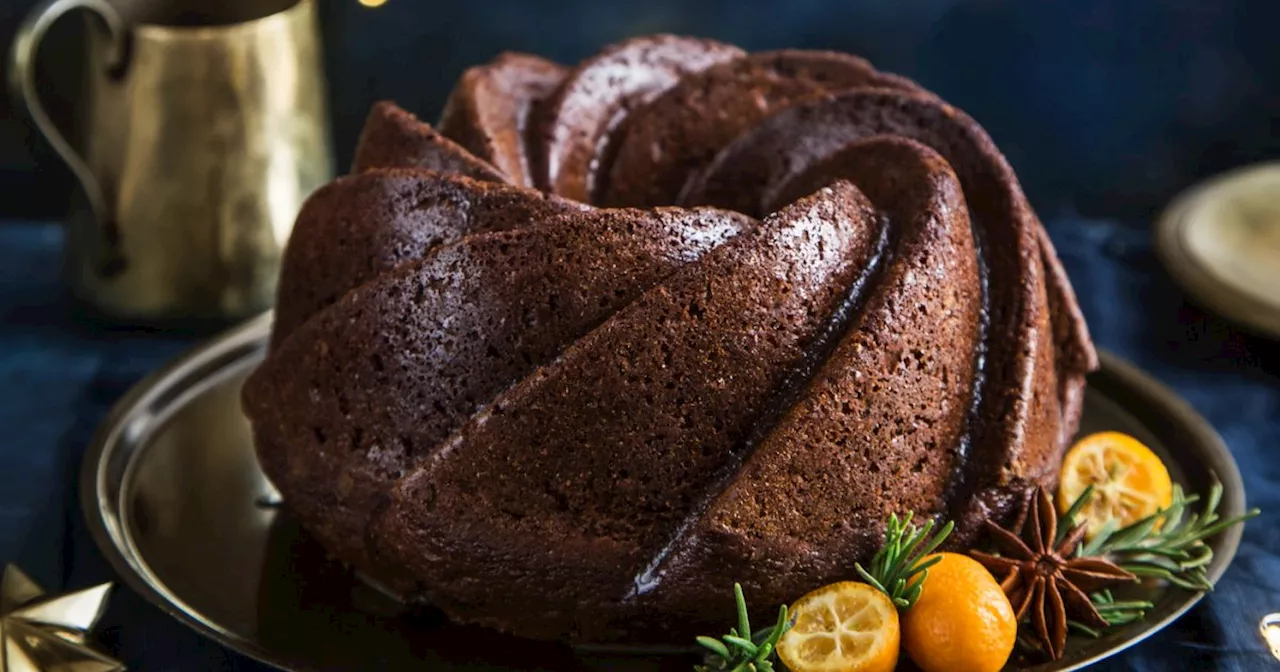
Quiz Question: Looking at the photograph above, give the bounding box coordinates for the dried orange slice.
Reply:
[776,581,899,672]
[1058,431,1174,537]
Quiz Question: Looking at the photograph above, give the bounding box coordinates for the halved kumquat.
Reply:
[776,581,899,672]
[1058,431,1174,538]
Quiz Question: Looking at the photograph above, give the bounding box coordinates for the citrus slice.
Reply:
[1058,431,1174,537]
[776,581,899,672]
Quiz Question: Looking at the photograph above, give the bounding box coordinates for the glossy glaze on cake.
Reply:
[242,34,1096,643]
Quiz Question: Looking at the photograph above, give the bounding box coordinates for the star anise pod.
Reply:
[969,486,1136,660]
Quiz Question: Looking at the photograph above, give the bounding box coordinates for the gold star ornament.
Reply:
[1,564,124,672]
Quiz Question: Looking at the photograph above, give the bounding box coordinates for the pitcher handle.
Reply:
[9,0,127,274]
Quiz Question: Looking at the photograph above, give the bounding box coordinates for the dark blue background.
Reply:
[2,0,1280,669]
[2,0,1279,221]
[321,0,1280,223]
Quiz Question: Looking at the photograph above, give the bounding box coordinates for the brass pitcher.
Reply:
[9,0,333,325]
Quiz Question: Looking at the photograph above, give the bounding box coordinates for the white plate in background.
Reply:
[1157,162,1280,338]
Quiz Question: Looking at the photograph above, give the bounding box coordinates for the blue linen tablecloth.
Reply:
[1,216,1277,671]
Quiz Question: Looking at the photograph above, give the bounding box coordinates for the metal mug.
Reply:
[9,0,333,325]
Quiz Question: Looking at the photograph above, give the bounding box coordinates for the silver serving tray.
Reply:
[81,312,1248,671]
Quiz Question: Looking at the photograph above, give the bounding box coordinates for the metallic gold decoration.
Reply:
[1260,613,1280,661]
[0,565,123,672]
[9,0,334,324]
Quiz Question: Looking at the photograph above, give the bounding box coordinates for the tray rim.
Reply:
[79,312,1247,672]
[81,312,275,648]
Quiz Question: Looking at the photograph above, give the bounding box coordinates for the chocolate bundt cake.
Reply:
[242,34,1097,643]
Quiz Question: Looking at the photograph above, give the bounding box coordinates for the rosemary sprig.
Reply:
[1065,480,1259,591]
[1056,483,1096,545]
[694,583,790,672]
[1067,590,1154,637]
[854,511,954,609]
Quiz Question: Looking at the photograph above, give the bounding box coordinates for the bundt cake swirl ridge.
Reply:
[438,52,567,188]
[268,168,584,348]
[628,137,982,630]
[531,34,745,201]
[602,49,923,208]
